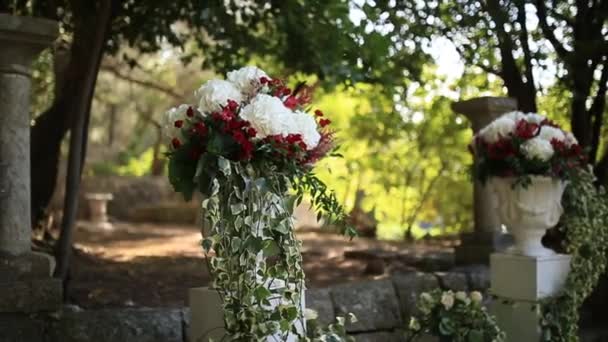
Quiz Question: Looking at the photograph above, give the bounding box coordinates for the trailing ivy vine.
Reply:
[539,167,608,341]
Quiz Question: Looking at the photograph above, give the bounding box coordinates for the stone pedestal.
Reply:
[82,193,114,231]
[453,97,518,264]
[490,252,571,340]
[189,286,306,341]
[0,14,61,313]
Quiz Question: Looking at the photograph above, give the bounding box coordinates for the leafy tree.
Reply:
[358,0,608,185]
[1,0,423,282]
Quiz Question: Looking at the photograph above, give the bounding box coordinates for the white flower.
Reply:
[239,94,292,138]
[538,125,565,143]
[503,111,526,122]
[565,132,578,147]
[420,292,433,303]
[287,111,321,149]
[470,291,483,304]
[441,291,455,310]
[409,317,421,331]
[524,113,546,124]
[163,104,189,139]
[195,79,243,114]
[227,66,268,95]
[479,116,516,143]
[521,137,554,161]
[303,308,318,321]
[455,291,468,302]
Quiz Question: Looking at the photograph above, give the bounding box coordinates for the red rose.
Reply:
[319,118,331,127]
[226,100,239,111]
[515,120,539,139]
[314,110,324,117]
[186,107,194,117]
[284,96,298,109]
[194,122,208,136]
[171,138,181,149]
[246,127,257,137]
[174,120,184,128]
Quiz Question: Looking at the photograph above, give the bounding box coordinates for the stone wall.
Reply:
[2,269,606,342]
[0,269,490,342]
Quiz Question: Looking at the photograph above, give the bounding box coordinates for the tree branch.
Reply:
[100,64,185,100]
[534,0,571,60]
[589,60,608,162]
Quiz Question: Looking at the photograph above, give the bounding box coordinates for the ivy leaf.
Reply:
[263,240,280,257]
[253,286,272,302]
[231,203,247,215]
[202,238,214,252]
[218,156,232,176]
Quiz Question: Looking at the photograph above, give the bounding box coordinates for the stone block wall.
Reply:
[0,269,490,342]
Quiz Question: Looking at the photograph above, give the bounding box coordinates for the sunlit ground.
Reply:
[68,222,457,308]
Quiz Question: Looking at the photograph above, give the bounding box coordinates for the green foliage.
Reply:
[196,157,353,341]
[539,168,608,341]
[407,289,505,342]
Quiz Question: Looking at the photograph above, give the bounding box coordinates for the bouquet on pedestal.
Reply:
[164,66,354,341]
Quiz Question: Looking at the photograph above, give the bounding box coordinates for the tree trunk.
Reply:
[52,0,113,282]
[30,1,113,226]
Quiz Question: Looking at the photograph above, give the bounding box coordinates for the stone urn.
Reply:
[489,176,567,256]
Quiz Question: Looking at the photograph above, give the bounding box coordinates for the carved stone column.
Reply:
[453,97,517,264]
[0,14,61,313]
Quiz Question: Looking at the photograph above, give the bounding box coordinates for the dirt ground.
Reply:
[67,222,456,308]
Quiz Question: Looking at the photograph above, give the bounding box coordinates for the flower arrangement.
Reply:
[471,111,586,186]
[407,290,505,342]
[164,66,353,341]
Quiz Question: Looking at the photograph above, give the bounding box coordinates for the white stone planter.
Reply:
[189,285,306,342]
[489,176,567,256]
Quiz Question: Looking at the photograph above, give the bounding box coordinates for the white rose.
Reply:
[564,132,578,147]
[524,113,546,124]
[538,125,565,142]
[195,79,243,114]
[227,66,268,95]
[287,111,321,149]
[163,104,189,139]
[503,111,526,122]
[455,291,468,302]
[470,291,483,304]
[441,291,455,310]
[521,137,555,161]
[239,94,292,138]
[303,308,318,321]
[479,116,516,143]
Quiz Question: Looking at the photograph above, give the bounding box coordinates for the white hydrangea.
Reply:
[239,94,292,138]
[163,104,189,138]
[521,137,554,161]
[565,132,578,147]
[524,113,546,124]
[227,66,268,95]
[538,125,566,142]
[195,79,243,114]
[479,116,516,143]
[287,111,321,149]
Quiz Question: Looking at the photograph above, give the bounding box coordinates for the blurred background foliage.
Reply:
[20,0,607,240]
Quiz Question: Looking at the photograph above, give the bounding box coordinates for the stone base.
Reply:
[189,286,305,342]
[0,278,62,313]
[490,252,570,301]
[0,251,55,281]
[454,232,513,265]
[78,221,114,231]
[490,299,540,341]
